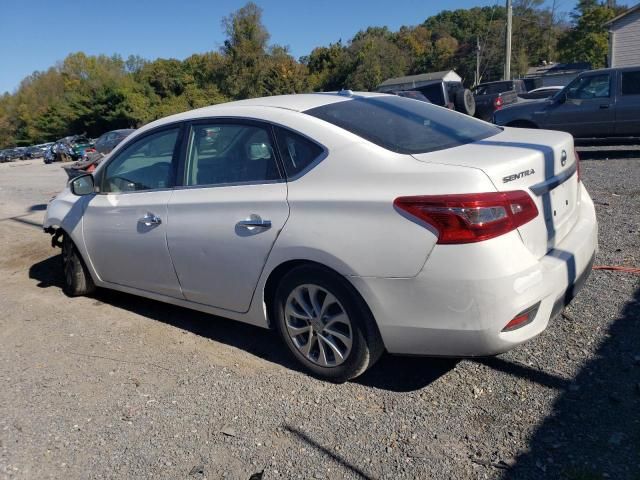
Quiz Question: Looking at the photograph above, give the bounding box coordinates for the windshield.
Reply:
[304,95,501,154]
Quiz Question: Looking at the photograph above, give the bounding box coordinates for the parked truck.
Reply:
[493,67,640,139]
[472,79,526,121]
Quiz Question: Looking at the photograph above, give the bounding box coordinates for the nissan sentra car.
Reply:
[44,92,598,382]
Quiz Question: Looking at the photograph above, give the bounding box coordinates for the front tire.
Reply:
[274,265,384,382]
[61,235,95,297]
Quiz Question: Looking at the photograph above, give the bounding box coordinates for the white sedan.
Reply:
[44,92,598,382]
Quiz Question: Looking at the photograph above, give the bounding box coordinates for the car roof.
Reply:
[143,92,388,131]
[582,66,640,74]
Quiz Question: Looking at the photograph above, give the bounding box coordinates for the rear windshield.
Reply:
[305,96,501,154]
[474,82,513,95]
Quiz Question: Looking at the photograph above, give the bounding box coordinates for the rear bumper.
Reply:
[350,183,598,356]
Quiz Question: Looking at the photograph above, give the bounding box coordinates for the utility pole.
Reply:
[475,36,481,86]
[546,0,557,63]
[505,0,512,80]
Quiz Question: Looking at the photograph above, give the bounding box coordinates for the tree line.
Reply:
[0,0,625,148]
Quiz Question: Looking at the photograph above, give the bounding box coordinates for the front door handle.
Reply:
[599,104,610,109]
[139,213,162,226]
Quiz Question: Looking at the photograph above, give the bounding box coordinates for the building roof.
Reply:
[525,62,591,77]
[605,3,640,26]
[377,70,461,88]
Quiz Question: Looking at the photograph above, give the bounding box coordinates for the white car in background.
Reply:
[44,92,598,382]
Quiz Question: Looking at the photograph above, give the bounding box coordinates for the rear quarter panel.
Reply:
[257,110,498,279]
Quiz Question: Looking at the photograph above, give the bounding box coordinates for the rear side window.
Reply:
[621,71,640,95]
[305,96,501,154]
[274,127,324,177]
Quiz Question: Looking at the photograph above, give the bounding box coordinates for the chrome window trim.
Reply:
[173,178,286,191]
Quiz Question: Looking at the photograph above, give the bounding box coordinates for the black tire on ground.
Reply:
[273,265,384,382]
[455,88,476,116]
[61,234,96,297]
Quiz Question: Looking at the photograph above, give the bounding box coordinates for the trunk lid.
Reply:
[412,127,580,258]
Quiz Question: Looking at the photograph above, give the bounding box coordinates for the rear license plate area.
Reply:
[547,181,574,224]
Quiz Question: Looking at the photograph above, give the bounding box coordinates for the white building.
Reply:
[606,4,640,68]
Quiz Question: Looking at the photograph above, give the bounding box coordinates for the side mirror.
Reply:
[556,92,567,104]
[70,174,95,196]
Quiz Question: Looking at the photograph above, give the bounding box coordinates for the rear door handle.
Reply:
[599,104,610,109]
[237,217,272,229]
[139,213,162,226]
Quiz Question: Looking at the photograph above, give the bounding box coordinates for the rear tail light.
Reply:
[394,191,538,244]
[502,303,540,332]
[494,96,504,109]
[575,150,581,182]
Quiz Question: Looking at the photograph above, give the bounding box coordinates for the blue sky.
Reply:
[0,0,576,94]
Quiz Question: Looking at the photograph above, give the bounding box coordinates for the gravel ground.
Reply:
[0,152,638,480]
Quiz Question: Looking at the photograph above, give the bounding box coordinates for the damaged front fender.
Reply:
[43,185,90,249]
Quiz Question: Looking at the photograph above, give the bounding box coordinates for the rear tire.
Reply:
[62,234,95,297]
[274,265,384,382]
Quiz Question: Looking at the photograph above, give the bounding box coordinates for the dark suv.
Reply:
[494,67,640,139]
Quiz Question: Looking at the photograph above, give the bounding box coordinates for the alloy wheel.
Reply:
[284,284,353,367]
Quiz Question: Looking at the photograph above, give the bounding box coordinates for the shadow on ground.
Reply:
[29,253,456,392]
[501,285,640,480]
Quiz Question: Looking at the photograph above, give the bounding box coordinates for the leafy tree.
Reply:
[220,2,270,99]
[303,42,349,91]
[558,1,625,68]
[263,46,310,95]
[344,30,409,90]
[0,1,614,149]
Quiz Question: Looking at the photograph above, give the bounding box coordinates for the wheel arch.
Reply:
[262,259,383,344]
[264,259,331,327]
[49,224,99,285]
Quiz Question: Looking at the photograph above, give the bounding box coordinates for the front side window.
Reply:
[274,127,324,177]
[184,123,281,186]
[621,71,640,95]
[305,96,501,154]
[566,74,611,100]
[103,128,179,193]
